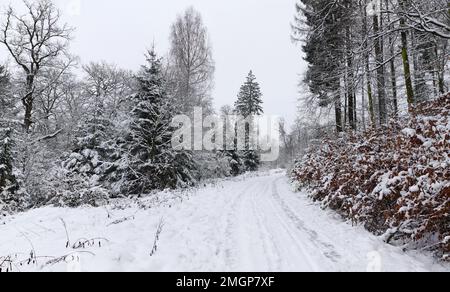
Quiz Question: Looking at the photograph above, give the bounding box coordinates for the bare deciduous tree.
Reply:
[0,0,74,132]
[394,0,450,39]
[82,61,135,118]
[169,7,215,115]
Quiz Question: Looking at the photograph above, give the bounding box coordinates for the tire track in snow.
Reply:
[256,177,321,271]
[270,177,342,264]
[249,184,284,271]
[222,181,258,271]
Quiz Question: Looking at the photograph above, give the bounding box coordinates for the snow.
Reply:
[402,128,416,137]
[0,171,447,272]
[409,185,420,193]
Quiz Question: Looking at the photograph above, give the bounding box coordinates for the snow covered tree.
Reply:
[50,78,119,207]
[0,0,74,132]
[293,0,449,131]
[0,67,20,211]
[0,65,10,112]
[235,71,264,117]
[65,99,112,175]
[0,126,19,210]
[234,71,264,172]
[0,128,16,191]
[168,7,215,115]
[293,0,347,132]
[125,49,196,195]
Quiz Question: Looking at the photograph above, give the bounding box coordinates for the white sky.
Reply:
[1,0,307,126]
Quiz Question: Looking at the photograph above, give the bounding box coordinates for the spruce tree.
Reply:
[125,49,196,194]
[64,98,113,178]
[57,95,114,207]
[235,71,263,117]
[296,0,349,132]
[234,71,264,172]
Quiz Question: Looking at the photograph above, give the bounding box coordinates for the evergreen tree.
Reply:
[0,65,13,116]
[56,98,113,207]
[235,71,263,117]
[0,67,19,210]
[234,71,264,172]
[125,49,196,194]
[295,0,348,132]
[64,97,113,179]
[228,149,243,176]
[0,127,19,204]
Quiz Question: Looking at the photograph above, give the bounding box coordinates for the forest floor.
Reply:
[0,170,447,272]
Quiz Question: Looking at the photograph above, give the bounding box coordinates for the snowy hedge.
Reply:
[292,94,450,261]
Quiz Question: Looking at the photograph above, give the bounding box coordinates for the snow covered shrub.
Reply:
[46,166,109,208]
[292,94,450,260]
[194,151,232,180]
[42,101,118,207]
[227,150,244,177]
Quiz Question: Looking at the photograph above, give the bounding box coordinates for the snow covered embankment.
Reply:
[0,170,447,272]
[292,94,450,261]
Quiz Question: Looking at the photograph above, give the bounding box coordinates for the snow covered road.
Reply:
[0,171,446,272]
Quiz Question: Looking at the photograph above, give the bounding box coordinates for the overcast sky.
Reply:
[2,0,307,126]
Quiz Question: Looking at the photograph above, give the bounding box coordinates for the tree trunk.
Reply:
[399,0,415,109]
[346,26,356,130]
[361,76,366,131]
[373,7,387,125]
[438,74,445,95]
[354,92,357,129]
[23,74,35,132]
[363,1,375,127]
[385,0,398,117]
[435,41,446,95]
[344,91,348,128]
[335,93,343,133]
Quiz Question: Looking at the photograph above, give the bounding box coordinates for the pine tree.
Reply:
[234,71,264,172]
[125,49,196,194]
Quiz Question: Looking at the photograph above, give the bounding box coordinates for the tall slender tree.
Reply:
[399,0,416,108]
[372,0,387,125]
[169,7,215,115]
[293,0,347,132]
[234,71,264,172]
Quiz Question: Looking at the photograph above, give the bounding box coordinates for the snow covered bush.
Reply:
[40,98,120,207]
[194,151,232,180]
[292,94,450,260]
[45,166,109,208]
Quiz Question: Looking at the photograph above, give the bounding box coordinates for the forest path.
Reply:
[0,171,445,272]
